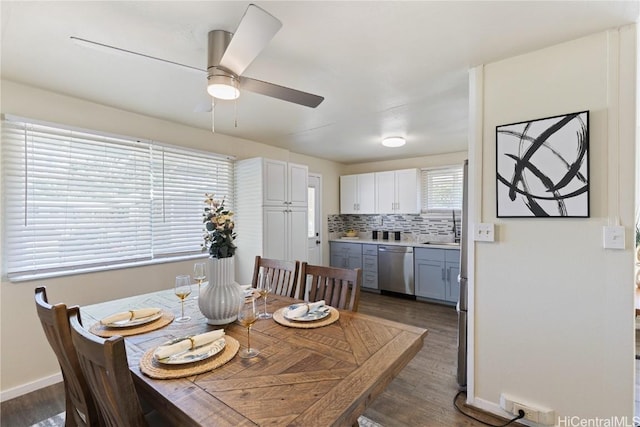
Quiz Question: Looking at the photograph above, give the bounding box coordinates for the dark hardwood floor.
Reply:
[2,291,520,426]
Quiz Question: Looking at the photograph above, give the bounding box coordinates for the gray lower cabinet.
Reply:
[330,242,362,270]
[361,244,378,290]
[330,242,378,290]
[414,247,460,304]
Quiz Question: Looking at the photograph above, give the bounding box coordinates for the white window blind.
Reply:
[151,145,234,258]
[2,116,233,279]
[421,166,464,211]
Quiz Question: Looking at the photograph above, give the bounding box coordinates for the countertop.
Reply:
[329,238,460,250]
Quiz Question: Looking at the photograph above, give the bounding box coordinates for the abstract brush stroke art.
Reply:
[496,111,589,218]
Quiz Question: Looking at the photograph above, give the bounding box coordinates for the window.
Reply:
[1,116,234,280]
[307,187,315,238]
[421,165,464,211]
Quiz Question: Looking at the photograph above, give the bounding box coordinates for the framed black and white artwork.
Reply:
[496,111,589,218]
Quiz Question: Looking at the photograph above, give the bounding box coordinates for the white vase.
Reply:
[198,256,242,325]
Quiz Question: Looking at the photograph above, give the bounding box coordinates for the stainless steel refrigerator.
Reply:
[456,159,468,389]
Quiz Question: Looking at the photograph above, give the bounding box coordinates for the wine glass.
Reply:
[237,298,259,358]
[256,272,273,319]
[174,274,192,323]
[193,262,206,299]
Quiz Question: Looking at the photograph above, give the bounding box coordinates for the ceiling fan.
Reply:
[70,4,324,112]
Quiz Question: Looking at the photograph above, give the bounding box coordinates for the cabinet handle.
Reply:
[441,268,445,280]
[446,268,450,282]
[354,203,357,211]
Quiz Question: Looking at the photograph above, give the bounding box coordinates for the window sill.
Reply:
[7,253,209,283]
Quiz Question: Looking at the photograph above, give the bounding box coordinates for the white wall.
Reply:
[0,80,343,399]
[342,151,468,175]
[469,26,636,422]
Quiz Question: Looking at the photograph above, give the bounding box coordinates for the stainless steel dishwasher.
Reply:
[378,245,414,295]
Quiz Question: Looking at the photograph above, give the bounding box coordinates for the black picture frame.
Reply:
[496,111,589,218]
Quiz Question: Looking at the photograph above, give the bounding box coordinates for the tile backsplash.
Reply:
[328,213,462,243]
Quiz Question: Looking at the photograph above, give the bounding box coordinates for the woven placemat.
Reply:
[139,336,239,379]
[89,310,174,338]
[273,306,340,329]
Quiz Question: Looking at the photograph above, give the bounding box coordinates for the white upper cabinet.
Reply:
[263,159,308,207]
[340,173,375,214]
[375,169,420,214]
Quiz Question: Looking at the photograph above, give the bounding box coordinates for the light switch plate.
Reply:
[603,225,625,249]
[474,223,495,242]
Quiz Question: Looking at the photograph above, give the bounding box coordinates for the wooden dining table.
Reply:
[80,287,428,427]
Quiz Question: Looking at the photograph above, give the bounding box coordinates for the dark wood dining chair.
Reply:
[299,263,362,312]
[252,256,301,298]
[35,286,100,427]
[68,306,170,427]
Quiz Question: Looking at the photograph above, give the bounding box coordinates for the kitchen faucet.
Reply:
[452,210,459,243]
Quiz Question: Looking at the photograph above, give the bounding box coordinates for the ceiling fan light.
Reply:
[207,74,240,100]
[382,137,406,148]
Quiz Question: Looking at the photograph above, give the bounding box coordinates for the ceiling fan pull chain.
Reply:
[234,97,238,128]
[211,99,215,133]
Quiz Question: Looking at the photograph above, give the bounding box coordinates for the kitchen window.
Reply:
[1,115,234,281]
[421,165,463,212]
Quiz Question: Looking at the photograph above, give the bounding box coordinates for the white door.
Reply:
[339,175,357,214]
[375,171,396,213]
[290,208,309,262]
[288,163,309,207]
[308,174,322,265]
[263,207,287,260]
[395,169,419,213]
[263,159,287,206]
[357,173,376,214]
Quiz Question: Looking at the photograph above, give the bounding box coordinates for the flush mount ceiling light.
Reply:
[382,137,406,148]
[207,70,240,100]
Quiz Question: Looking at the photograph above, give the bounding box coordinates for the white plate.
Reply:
[103,311,163,328]
[284,304,331,322]
[155,337,226,365]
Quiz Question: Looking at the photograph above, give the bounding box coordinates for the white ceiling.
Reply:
[1,1,638,164]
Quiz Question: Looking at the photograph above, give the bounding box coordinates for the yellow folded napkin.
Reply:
[100,307,161,325]
[153,329,225,360]
[287,300,326,318]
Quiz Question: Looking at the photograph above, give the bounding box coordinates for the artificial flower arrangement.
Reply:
[202,193,237,258]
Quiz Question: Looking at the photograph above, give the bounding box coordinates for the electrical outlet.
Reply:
[500,393,555,425]
[513,402,539,423]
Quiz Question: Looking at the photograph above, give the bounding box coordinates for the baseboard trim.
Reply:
[471,396,536,427]
[0,373,63,402]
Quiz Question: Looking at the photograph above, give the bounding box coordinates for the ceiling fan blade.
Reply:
[194,99,213,113]
[70,36,206,73]
[239,77,324,108]
[219,4,282,76]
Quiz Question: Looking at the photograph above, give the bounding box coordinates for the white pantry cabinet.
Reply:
[235,158,308,284]
[340,173,375,214]
[375,169,420,214]
[263,159,308,207]
[263,207,308,262]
